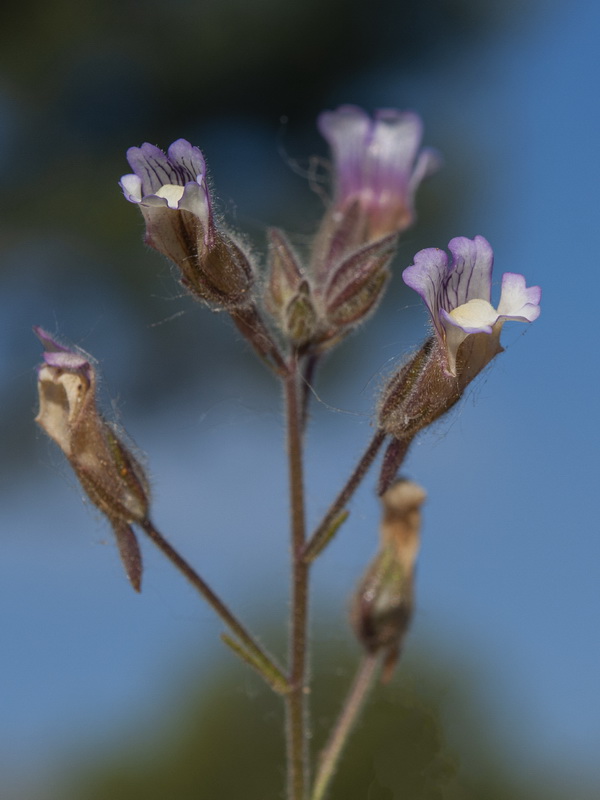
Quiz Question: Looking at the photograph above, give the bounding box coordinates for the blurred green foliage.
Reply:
[65,635,543,800]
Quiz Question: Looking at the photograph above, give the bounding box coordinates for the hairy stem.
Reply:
[230,304,288,376]
[303,429,386,562]
[300,352,320,431]
[311,653,381,800]
[139,518,288,692]
[285,357,310,800]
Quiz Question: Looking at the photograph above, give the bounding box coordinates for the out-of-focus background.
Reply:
[1,0,599,797]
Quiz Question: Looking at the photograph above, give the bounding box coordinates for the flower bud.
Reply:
[264,230,318,348]
[34,328,149,590]
[351,480,425,681]
[324,235,395,329]
[264,228,304,315]
[284,281,318,347]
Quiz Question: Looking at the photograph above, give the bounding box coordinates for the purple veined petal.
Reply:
[125,140,205,197]
[318,106,372,199]
[439,236,494,313]
[126,143,178,195]
[402,247,449,333]
[497,272,542,322]
[365,112,420,211]
[166,139,206,183]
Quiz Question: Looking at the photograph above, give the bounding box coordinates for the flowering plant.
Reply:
[35,106,540,800]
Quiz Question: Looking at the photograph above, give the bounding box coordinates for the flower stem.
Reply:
[285,356,310,800]
[311,653,381,800]
[303,429,386,563]
[300,352,320,431]
[230,304,288,376]
[139,518,288,692]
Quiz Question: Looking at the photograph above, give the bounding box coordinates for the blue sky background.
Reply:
[1,0,599,797]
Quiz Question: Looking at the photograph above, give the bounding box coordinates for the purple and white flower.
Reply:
[120,138,212,238]
[318,105,440,241]
[403,236,541,377]
[120,139,254,307]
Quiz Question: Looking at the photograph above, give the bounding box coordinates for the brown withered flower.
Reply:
[351,479,426,682]
[34,327,150,591]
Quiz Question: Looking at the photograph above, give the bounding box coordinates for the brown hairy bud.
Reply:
[351,480,425,681]
[265,228,304,314]
[284,281,318,347]
[324,235,395,328]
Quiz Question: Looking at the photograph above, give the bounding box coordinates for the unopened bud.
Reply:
[351,480,425,681]
[34,328,149,590]
[265,228,304,314]
[324,235,395,328]
[284,282,318,347]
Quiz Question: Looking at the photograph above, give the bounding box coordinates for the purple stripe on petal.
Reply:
[402,247,448,334]
[167,139,206,182]
[442,235,494,311]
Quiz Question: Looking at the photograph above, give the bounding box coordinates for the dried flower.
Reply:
[120,139,254,308]
[351,480,425,681]
[34,328,149,590]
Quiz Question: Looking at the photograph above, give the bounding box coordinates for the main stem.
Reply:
[285,356,310,800]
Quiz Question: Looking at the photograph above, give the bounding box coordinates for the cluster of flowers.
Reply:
[36,105,540,669]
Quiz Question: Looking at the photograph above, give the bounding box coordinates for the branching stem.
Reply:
[303,429,386,562]
[139,518,288,692]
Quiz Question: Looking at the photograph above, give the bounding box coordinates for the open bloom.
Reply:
[120,139,253,308]
[120,139,211,229]
[318,105,440,244]
[403,235,541,377]
[378,236,541,443]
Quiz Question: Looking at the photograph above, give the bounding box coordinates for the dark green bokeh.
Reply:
[64,635,545,800]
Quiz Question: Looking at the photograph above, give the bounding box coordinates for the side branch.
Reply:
[311,653,381,800]
[139,518,288,693]
[303,429,386,562]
